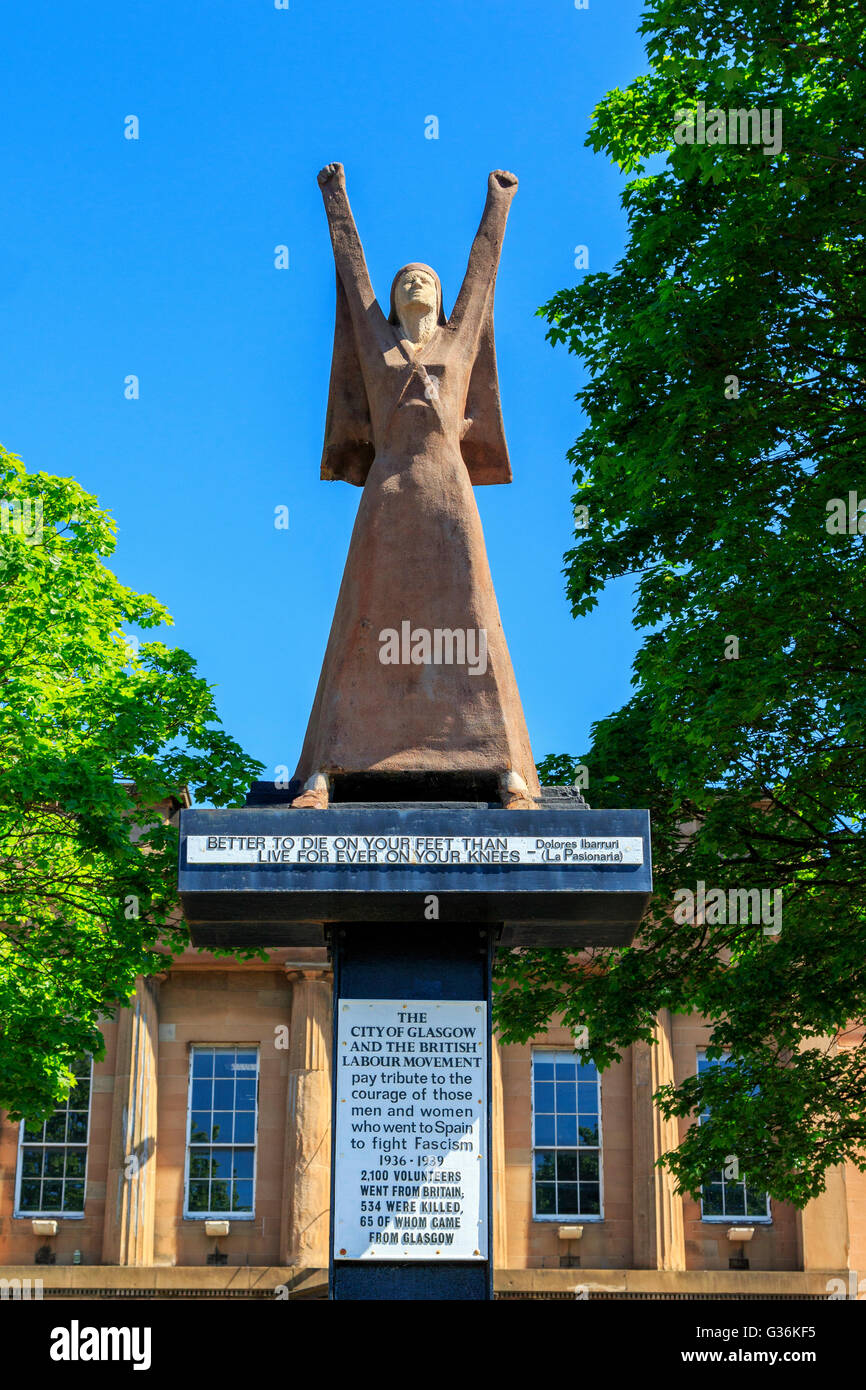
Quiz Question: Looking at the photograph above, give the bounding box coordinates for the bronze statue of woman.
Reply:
[291,163,541,810]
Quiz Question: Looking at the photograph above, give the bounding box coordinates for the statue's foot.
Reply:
[499,771,537,811]
[501,792,536,810]
[290,788,328,809]
[290,772,330,810]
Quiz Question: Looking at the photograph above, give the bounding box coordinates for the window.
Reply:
[15,1057,92,1216]
[532,1050,602,1219]
[697,1050,771,1221]
[184,1046,259,1218]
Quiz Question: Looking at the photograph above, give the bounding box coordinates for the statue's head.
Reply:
[388,264,446,327]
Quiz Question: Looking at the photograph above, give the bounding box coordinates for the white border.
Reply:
[333,999,488,1260]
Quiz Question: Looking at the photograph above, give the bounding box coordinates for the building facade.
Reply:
[1,946,862,1299]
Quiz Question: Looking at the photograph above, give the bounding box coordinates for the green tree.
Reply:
[496,0,866,1206]
[0,447,263,1120]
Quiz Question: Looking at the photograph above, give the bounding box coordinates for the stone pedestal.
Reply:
[178,798,651,1301]
[281,969,333,1267]
[101,977,160,1266]
[632,1010,685,1271]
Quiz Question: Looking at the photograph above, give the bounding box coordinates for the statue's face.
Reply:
[394,268,438,316]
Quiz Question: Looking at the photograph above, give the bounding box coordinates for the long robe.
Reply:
[293,174,540,797]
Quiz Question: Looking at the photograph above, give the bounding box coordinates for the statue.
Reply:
[291,163,542,810]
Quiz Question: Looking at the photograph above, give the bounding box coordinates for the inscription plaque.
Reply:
[333,999,487,1261]
[187,833,644,867]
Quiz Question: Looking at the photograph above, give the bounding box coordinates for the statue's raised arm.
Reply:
[317,162,381,330]
[449,170,518,340]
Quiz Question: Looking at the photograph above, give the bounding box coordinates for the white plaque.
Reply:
[333,999,487,1261]
[187,833,643,866]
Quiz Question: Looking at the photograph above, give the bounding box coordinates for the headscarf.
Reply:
[387,263,447,328]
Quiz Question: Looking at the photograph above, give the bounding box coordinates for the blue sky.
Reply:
[1,0,648,790]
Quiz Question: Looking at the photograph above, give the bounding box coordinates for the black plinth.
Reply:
[330,924,493,1302]
[178,803,652,950]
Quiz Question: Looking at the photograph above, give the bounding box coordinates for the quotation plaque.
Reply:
[333,1000,488,1261]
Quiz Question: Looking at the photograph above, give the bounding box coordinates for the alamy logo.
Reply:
[0,497,43,543]
[379,622,488,676]
[674,102,783,156]
[673,881,782,935]
[0,1277,43,1299]
[826,491,866,535]
[49,1320,151,1371]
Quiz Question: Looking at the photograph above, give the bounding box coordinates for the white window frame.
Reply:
[183,1044,260,1222]
[13,1058,94,1220]
[531,1047,604,1222]
[697,1048,772,1224]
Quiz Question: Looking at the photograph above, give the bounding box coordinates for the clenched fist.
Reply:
[318,162,345,189]
[489,169,518,193]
